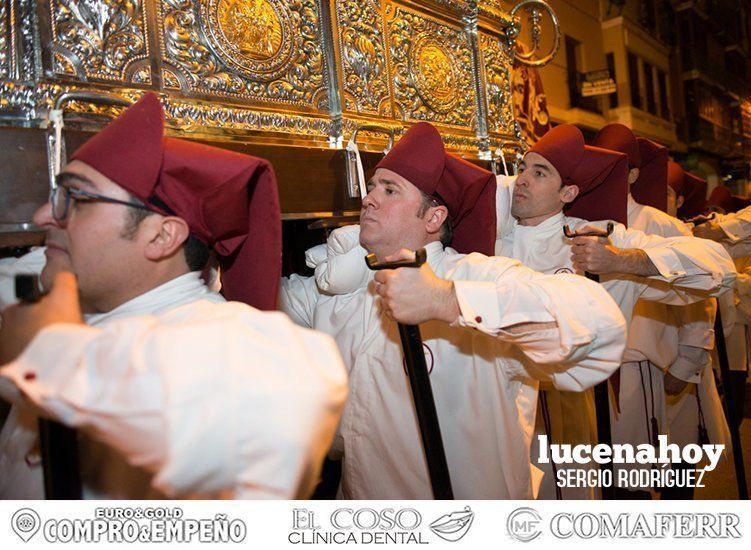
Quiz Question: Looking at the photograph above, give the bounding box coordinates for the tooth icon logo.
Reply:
[429,506,475,542]
[12,508,41,542]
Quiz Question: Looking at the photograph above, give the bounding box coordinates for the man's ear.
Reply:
[560,184,579,205]
[628,167,640,185]
[677,196,685,209]
[142,216,191,261]
[425,205,449,237]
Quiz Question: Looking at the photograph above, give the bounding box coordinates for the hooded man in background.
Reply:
[593,123,729,499]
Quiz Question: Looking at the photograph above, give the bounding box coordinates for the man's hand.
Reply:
[571,227,658,276]
[692,220,725,241]
[664,371,692,396]
[0,272,83,365]
[373,249,459,325]
[570,234,620,274]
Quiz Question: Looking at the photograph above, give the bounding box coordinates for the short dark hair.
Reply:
[417,191,453,248]
[121,195,210,272]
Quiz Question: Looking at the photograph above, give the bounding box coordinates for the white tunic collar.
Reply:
[85,272,220,326]
[514,211,566,240]
[424,240,448,267]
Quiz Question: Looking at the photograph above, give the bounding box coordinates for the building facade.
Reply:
[521,0,751,194]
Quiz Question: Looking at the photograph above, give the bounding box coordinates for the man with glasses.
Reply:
[0,93,348,499]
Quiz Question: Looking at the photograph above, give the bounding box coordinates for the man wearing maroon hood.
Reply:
[594,123,729,500]
[494,123,735,499]
[281,122,629,499]
[0,94,348,499]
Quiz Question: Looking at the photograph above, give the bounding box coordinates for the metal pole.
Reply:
[366,249,454,499]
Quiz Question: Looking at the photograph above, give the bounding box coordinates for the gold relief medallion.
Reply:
[217,0,282,61]
[411,39,458,113]
[202,0,294,79]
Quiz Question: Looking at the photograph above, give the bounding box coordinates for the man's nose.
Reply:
[362,189,378,209]
[31,201,59,228]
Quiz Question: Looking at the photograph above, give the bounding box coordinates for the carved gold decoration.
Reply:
[387,5,475,128]
[412,39,457,113]
[54,51,78,75]
[159,0,327,108]
[480,32,515,136]
[162,67,182,90]
[202,0,293,77]
[130,65,152,84]
[49,1,149,81]
[336,0,390,116]
[217,0,282,61]
[0,81,334,141]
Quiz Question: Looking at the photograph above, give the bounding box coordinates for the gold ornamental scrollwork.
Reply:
[387,6,475,128]
[159,0,327,108]
[202,0,294,79]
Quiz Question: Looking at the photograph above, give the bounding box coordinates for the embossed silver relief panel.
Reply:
[158,0,329,110]
[0,0,532,152]
[49,0,149,82]
[335,0,390,117]
[480,31,515,137]
[386,5,476,129]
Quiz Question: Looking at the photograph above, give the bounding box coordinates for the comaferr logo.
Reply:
[429,506,475,542]
[507,507,542,542]
[550,512,742,539]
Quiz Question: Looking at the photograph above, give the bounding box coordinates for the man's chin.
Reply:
[40,257,72,292]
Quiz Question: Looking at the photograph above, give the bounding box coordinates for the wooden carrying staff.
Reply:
[365,249,454,499]
[15,274,82,499]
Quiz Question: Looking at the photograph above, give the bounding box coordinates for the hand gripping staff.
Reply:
[15,274,83,499]
[365,249,454,499]
[562,222,615,500]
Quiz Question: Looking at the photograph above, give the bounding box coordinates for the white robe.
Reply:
[0,252,348,499]
[624,197,729,453]
[713,206,751,259]
[493,180,736,493]
[281,240,628,499]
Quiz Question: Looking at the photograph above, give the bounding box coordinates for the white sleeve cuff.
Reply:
[642,247,686,280]
[452,280,554,336]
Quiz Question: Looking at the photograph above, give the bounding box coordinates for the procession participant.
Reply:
[694,194,751,259]
[678,168,708,221]
[593,123,730,499]
[0,93,348,499]
[667,160,688,219]
[707,185,734,215]
[280,122,629,500]
[488,124,734,499]
[687,167,751,429]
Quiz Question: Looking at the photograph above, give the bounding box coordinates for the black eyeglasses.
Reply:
[50,183,153,223]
